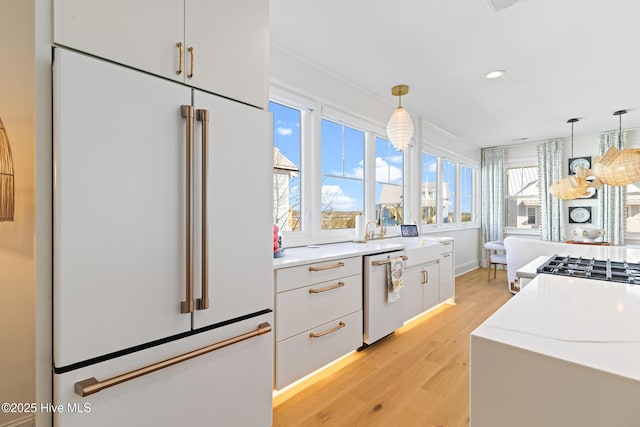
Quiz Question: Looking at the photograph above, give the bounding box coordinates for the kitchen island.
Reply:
[470,274,640,427]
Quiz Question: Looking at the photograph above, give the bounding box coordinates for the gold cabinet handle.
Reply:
[442,253,451,258]
[187,46,194,78]
[308,262,345,272]
[74,323,272,397]
[196,109,210,310]
[424,269,429,284]
[309,321,345,339]
[180,105,194,314]
[176,42,183,75]
[308,281,344,294]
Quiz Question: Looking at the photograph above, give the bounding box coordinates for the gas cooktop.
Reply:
[536,255,640,285]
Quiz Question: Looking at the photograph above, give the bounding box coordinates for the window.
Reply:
[460,165,473,223]
[270,101,302,232]
[527,207,537,225]
[320,119,364,230]
[505,167,540,229]
[626,182,640,233]
[421,153,438,224]
[442,160,456,223]
[375,137,403,226]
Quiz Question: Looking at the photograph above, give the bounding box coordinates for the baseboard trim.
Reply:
[1,414,35,427]
[455,260,480,277]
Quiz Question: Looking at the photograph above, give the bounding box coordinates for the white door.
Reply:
[54,0,184,82]
[439,252,454,302]
[185,0,269,108]
[402,266,423,322]
[423,261,440,310]
[53,49,192,367]
[191,90,273,329]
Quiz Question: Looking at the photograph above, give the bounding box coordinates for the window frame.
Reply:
[504,165,541,233]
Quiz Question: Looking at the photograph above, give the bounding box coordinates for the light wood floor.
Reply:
[272,268,513,427]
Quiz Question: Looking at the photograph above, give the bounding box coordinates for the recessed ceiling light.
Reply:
[486,70,506,79]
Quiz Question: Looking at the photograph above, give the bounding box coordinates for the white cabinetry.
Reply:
[439,241,455,303]
[53,0,268,108]
[274,257,363,389]
[402,239,455,323]
[403,260,440,322]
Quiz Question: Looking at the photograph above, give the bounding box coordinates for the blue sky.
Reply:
[271,101,403,213]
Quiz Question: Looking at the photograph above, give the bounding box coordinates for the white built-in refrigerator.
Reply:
[52,48,273,426]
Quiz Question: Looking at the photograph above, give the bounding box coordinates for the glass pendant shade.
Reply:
[386,106,414,151]
[0,117,15,221]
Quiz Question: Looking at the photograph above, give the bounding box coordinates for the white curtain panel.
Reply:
[599,131,627,246]
[538,139,565,241]
[480,147,505,268]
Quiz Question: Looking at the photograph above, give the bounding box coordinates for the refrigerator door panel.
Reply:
[54,313,273,427]
[53,48,192,367]
[191,91,273,329]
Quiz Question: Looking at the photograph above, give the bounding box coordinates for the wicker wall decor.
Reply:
[0,117,15,221]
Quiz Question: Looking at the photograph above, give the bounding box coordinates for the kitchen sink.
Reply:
[399,238,442,267]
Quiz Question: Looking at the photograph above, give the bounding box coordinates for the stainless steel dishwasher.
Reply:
[363,250,407,345]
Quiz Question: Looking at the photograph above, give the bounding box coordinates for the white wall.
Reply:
[0,1,36,426]
[504,129,640,242]
[270,47,483,272]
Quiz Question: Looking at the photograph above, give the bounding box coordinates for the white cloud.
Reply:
[389,154,403,165]
[276,126,293,136]
[375,157,403,183]
[321,185,357,211]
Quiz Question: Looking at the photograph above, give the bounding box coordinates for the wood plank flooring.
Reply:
[272,268,513,427]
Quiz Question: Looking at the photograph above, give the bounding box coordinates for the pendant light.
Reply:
[592,109,640,186]
[550,118,600,199]
[386,85,414,151]
[0,117,15,222]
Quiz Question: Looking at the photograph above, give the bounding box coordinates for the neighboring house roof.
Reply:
[379,183,402,205]
[273,147,299,176]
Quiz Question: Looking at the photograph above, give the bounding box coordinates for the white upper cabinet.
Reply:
[53,0,268,108]
[185,0,268,109]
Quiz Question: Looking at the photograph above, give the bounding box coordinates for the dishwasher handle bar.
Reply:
[371,255,408,266]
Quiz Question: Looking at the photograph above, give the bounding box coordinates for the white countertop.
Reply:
[515,255,549,279]
[472,274,640,382]
[273,236,453,269]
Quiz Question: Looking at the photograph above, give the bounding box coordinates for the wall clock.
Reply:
[568,156,591,175]
[568,206,592,224]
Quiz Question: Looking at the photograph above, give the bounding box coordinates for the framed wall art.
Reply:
[568,156,591,175]
[568,206,592,224]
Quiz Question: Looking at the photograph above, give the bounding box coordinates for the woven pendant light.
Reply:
[0,117,15,221]
[386,85,414,151]
[592,110,640,186]
[550,118,600,199]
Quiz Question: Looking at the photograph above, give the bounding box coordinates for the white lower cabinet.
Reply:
[439,241,455,303]
[274,257,362,389]
[403,239,455,323]
[403,260,440,322]
[276,311,362,388]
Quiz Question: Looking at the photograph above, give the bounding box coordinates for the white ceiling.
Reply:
[270,0,640,149]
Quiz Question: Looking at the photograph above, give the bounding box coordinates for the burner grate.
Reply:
[536,255,640,285]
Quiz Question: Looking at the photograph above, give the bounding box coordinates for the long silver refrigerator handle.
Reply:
[196,109,209,310]
[181,105,194,314]
[74,323,272,397]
